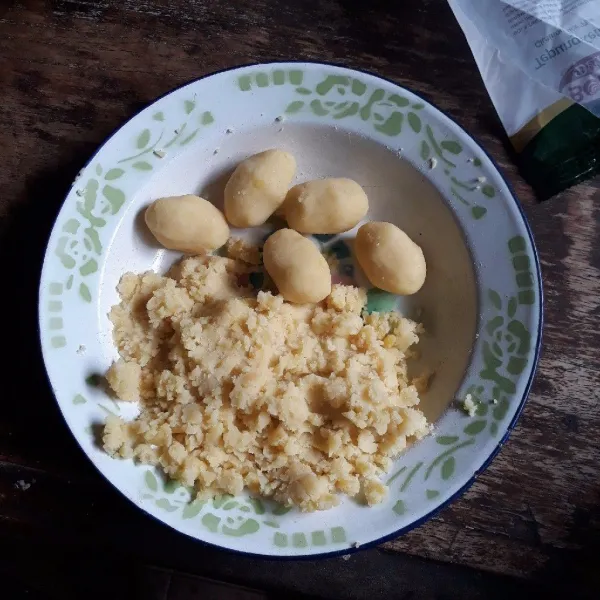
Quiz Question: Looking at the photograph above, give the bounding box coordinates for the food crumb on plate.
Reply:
[462,393,477,417]
[15,479,34,491]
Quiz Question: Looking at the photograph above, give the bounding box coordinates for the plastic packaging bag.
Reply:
[448,0,600,198]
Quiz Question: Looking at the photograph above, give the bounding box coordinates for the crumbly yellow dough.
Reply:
[106,360,141,402]
[225,237,262,266]
[103,254,429,511]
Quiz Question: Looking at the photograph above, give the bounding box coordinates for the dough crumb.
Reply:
[102,255,429,511]
[462,393,477,417]
[225,237,262,265]
[363,478,387,506]
[15,480,33,491]
[106,359,142,402]
[411,371,433,394]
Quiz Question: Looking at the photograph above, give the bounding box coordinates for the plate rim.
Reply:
[37,59,544,560]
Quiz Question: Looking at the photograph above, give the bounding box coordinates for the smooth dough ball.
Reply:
[145,195,229,253]
[284,178,368,234]
[355,222,426,295]
[224,149,297,227]
[263,229,331,304]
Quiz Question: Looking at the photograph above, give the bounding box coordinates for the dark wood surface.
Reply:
[1,1,599,598]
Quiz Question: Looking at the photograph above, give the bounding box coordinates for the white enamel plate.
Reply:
[39,62,542,557]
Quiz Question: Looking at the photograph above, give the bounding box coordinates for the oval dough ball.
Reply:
[284,178,368,234]
[355,222,426,295]
[263,229,331,304]
[145,194,229,253]
[224,149,297,227]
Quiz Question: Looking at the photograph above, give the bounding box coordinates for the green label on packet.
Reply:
[514,101,600,200]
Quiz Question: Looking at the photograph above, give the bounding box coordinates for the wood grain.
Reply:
[1,1,599,598]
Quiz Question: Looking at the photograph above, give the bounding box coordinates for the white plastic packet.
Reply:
[448,0,600,198]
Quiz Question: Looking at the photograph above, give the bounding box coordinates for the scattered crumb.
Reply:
[351,541,361,549]
[226,128,234,134]
[153,150,166,159]
[278,127,283,132]
[492,398,498,405]
[427,157,437,170]
[462,393,477,417]
[467,157,475,163]
[213,148,219,155]
[15,479,34,491]
[275,115,284,122]
[342,554,352,561]
[75,189,84,196]
[476,176,487,183]
[174,128,180,134]
[77,345,86,355]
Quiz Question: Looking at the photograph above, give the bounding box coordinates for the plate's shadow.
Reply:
[199,165,234,212]
[134,206,162,249]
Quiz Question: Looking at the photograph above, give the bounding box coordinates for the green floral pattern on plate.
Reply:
[45,100,214,348]
[141,469,348,545]
[388,234,534,510]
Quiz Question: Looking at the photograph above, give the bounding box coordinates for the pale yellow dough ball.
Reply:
[355,221,426,295]
[263,228,331,303]
[224,149,297,227]
[144,194,229,253]
[284,178,368,234]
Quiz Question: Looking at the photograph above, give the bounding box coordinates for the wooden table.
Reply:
[1,1,599,598]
